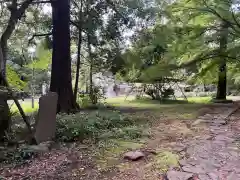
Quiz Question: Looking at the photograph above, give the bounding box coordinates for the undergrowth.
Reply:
[56,110,149,142]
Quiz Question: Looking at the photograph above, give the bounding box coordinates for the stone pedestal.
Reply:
[35,92,58,144]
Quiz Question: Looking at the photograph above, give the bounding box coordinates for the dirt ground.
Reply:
[1,103,240,180]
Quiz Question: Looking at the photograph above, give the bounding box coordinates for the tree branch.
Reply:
[32,0,51,4]
[230,7,240,29]
[70,20,78,28]
[181,2,240,35]
[28,32,52,44]
[105,0,129,24]
[1,0,34,45]
[71,0,80,10]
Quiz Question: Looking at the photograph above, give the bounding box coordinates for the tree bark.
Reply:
[73,0,83,102]
[216,21,228,100]
[50,0,77,113]
[0,0,33,140]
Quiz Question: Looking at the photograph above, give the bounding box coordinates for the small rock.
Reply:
[167,170,193,180]
[123,150,145,161]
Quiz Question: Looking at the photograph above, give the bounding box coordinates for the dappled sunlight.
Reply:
[10,101,39,114]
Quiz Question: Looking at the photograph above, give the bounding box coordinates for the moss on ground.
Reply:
[95,139,145,170]
[151,150,179,172]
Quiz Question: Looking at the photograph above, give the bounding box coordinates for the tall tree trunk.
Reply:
[73,0,83,102]
[87,34,94,104]
[216,21,228,100]
[0,45,10,140]
[50,0,77,113]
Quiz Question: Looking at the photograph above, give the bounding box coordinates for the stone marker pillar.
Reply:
[35,92,58,144]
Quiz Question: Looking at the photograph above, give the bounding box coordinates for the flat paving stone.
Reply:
[166,106,240,180]
[167,170,193,180]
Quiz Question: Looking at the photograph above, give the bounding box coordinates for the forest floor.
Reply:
[1,98,240,180]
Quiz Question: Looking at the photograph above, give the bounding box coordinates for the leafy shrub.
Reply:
[209,92,216,98]
[145,88,159,100]
[56,110,146,142]
[90,85,106,104]
[78,86,106,107]
[77,94,92,108]
[161,88,174,99]
[135,94,142,100]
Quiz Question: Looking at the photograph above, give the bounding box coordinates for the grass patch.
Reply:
[9,101,38,115]
[105,96,213,109]
[105,96,204,120]
[179,96,212,104]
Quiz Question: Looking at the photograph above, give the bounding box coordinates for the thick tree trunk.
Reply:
[216,21,228,100]
[50,0,77,113]
[73,1,83,102]
[216,62,227,100]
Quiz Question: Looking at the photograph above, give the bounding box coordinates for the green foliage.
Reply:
[162,88,175,99]
[56,110,147,142]
[114,0,240,94]
[90,85,106,105]
[7,65,26,90]
[10,101,38,115]
[153,151,179,172]
[77,94,92,108]
[77,86,106,107]
[27,44,51,70]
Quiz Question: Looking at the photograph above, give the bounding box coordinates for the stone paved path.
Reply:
[167,104,240,180]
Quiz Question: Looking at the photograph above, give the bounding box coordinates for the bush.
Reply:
[77,94,92,108]
[161,88,174,99]
[56,110,146,142]
[90,85,106,105]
